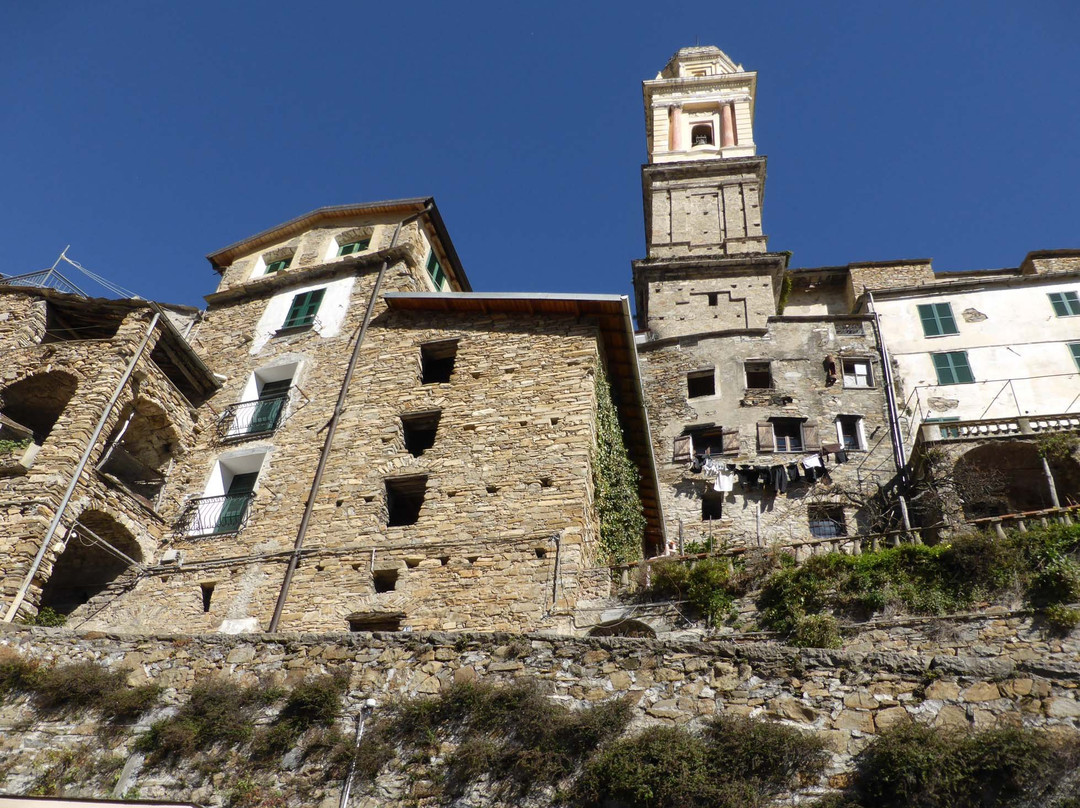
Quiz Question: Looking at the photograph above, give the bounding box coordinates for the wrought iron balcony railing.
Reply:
[216,394,288,442]
[174,492,256,538]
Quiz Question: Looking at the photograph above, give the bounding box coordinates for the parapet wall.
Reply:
[0,619,1078,805]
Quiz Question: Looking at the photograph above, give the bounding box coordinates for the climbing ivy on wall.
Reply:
[593,365,645,565]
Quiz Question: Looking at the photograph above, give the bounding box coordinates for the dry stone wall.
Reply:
[0,621,1079,806]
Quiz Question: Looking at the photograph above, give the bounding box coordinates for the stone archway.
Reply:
[37,510,143,616]
[587,618,657,639]
[0,371,78,443]
[953,440,1080,519]
[98,397,179,500]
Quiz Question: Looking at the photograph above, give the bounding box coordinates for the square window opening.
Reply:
[386,475,427,526]
[338,238,370,256]
[702,491,723,520]
[917,302,959,337]
[841,358,873,388]
[745,361,772,389]
[200,583,215,613]
[809,507,846,539]
[348,614,403,632]
[932,351,975,385]
[687,370,715,399]
[837,415,864,451]
[707,292,719,307]
[773,418,803,453]
[265,258,291,274]
[402,411,441,457]
[372,568,399,593]
[421,340,458,384]
[281,288,325,331]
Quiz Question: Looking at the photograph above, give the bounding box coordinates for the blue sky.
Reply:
[2,1,1077,310]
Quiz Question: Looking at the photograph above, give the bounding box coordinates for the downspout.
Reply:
[4,312,161,622]
[268,207,430,632]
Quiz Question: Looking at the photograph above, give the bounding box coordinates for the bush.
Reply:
[1030,559,1080,608]
[252,673,345,760]
[847,723,1079,808]
[791,614,842,648]
[1042,604,1080,634]
[0,650,41,699]
[30,607,66,628]
[646,557,736,624]
[574,715,826,808]
[32,661,158,721]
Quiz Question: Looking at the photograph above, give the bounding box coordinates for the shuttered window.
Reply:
[337,239,370,256]
[932,351,975,385]
[1070,342,1080,371]
[1049,291,1080,317]
[757,419,819,453]
[282,289,325,330]
[427,251,447,290]
[265,257,291,274]
[917,303,958,337]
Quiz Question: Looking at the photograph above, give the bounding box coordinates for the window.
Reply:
[372,567,399,593]
[386,475,427,526]
[757,419,821,453]
[917,302,959,337]
[707,292,719,306]
[401,411,440,457]
[1070,342,1080,371]
[924,417,961,438]
[281,289,325,330]
[1049,291,1080,317]
[265,258,291,274]
[691,123,713,146]
[702,491,723,520]
[426,251,447,290]
[687,369,715,399]
[808,507,846,539]
[420,340,458,384]
[745,361,772,389]
[841,359,873,388]
[337,239,370,256]
[836,415,864,451]
[932,351,975,385]
[677,427,737,458]
[201,583,215,613]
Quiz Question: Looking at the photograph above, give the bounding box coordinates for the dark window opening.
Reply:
[809,507,847,539]
[348,614,403,632]
[149,338,214,407]
[707,292,719,306]
[0,371,78,443]
[421,340,457,384]
[690,427,728,455]
[42,301,125,343]
[745,361,772,389]
[687,370,715,399]
[535,548,547,559]
[201,583,215,613]
[702,491,723,520]
[401,411,441,457]
[386,475,427,526]
[97,400,176,502]
[773,419,803,453]
[691,123,714,146]
[372,568,399,593]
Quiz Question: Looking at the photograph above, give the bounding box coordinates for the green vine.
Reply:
[776,273,793,315]
[0,437,31,457]
[593,364,645,565]
[1037,432,1079,463]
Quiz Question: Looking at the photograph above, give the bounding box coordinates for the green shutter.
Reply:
[917,303,958,337]
[266,258,290,274]
[283,289,325,329]
[338,239,370,256]
[932,352,973,385]
[426,252,446,289]
[1070,343,1080,370]
[1050,292,1080,317]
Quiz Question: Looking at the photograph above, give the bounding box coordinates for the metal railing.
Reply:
[216,394,288,442]
[920,413,1080,443]
[174,492,256,538]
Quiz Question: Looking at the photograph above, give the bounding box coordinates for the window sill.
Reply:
[274,324,315,337]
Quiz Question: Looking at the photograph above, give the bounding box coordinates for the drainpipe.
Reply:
[1040,456,1062,508]
[339,698,376,808]
[268,207,430,632]
[4,313,161,622]
[865,291,907,483]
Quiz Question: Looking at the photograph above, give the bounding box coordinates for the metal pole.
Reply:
[1041,456,1062,508]
[4,313,161,622]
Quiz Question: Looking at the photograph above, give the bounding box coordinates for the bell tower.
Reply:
[634,46,784,338]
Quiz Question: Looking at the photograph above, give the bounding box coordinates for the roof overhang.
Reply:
[384,292,667,555]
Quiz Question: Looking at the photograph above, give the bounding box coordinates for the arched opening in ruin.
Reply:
[953,441,1080,519]
[587,618,657,639]
[0,371,78,444]
[97,398,178,502]
[37,511,143,617]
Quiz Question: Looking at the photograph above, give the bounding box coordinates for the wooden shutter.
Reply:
[722,428,740,455]
[756,422,774,452]
[672,434,692,463]
[802,422,821,451]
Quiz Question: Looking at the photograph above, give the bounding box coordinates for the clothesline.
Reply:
[687,443,852,495]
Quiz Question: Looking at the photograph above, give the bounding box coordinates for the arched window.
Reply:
[691,123,714,146]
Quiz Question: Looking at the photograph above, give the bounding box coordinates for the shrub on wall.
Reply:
[593,365,645,565]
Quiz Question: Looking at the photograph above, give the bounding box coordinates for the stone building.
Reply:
[634,47,902,551]
[0,199,663,634]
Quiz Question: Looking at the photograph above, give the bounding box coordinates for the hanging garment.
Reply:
[715,470,735,493]
[771,465,788,493]
[736,466,757,488]
[802,454,822,469]
[703,458,724,476]
[834,449,849,464]
[787,463,801,483]
[690,455,704,474]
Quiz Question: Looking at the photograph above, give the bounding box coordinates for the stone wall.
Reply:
[638,316,897,549]
[0,621,1078,806]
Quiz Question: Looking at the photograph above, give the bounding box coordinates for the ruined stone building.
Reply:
[0,200,663,635]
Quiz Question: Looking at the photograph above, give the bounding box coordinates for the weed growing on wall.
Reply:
[251,673,346,761]
[646,557,737,625]
[0,437,31,457]
[593,365,645,564]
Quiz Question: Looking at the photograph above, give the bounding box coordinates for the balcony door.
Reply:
[215,472,258,534]
[249,379,291,435]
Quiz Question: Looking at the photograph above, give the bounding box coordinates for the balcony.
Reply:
[216,394,288,443]
[174,493,256,538]
[920,413,1080,443]
[97,443,166,503]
